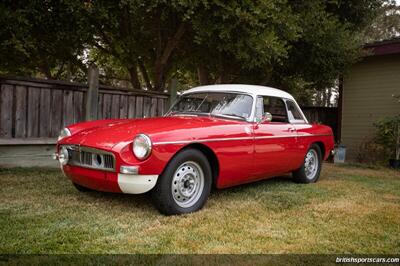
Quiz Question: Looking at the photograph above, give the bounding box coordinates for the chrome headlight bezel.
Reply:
[58,128,71,141]
[59,146,70,166]
[133,134,152,160]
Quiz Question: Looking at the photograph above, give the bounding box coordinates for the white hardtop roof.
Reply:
[183,84,294,100]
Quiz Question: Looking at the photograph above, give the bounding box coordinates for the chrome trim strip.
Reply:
[153,134,332,145]
[153,137,253,145]
[255,134,298,140]
[297,134,332,137]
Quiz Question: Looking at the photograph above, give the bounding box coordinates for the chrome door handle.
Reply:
[288,127,296,132]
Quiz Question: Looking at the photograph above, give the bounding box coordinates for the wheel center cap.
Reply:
[184,180,191,188]
[180,175,195,197]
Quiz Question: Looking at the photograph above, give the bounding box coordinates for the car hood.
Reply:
[61,115,246,151]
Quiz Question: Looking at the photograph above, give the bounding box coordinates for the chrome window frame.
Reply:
[254,95,291,123]
[283,98,309,124]
[166,91,256,123]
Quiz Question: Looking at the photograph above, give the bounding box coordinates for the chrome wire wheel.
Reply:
[171,161,205,208]
[305,149,319,180]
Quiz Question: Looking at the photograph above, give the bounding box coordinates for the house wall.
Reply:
[342,54,400,160]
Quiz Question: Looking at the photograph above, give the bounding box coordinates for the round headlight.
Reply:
[133,134,152,160]
[58,128,71,141]
[59,146,70,166]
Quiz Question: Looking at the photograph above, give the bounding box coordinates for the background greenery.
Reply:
[1,0,399,105]
[374,115,400,160]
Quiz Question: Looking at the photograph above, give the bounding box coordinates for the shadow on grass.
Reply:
[85,174,293,198]
[1,166,330,214]
[74,189,156,213]
[67,175,297,213]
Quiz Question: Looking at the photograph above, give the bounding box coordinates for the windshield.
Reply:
[167,92,253,120]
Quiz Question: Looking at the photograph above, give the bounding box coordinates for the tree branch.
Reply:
[54,61,66,79]
[160,22,186,66]
[128,65,141,89]
[138,58,153,90]
[153,21,187,90]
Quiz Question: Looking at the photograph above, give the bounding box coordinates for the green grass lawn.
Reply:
[0,164,399,254]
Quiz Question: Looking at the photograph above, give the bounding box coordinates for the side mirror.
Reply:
[257,112,272,124]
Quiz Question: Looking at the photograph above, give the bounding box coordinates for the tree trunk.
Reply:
[315,90,322,106]
[197,66,209,85]
[216,67,228,84]
[215,59,228,84]
[153,22,186,91]
[326,87,332,107]
[138,59,153,90]
[39,65,53,79]
[396,123,400,160]
[260,73,272,86]
[128,65,141,89]
[215,54,230,84]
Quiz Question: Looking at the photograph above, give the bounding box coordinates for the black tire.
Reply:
[72,182,92,192]
[293,144,322,184]
[151,148,212,215]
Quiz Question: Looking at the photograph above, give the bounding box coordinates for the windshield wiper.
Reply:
[211,113,247,121]
[169,111,207,116]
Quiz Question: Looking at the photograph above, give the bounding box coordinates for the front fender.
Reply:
[117,142,187,175]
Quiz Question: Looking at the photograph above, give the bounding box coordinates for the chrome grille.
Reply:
[81,151,92,166]
[64,145,115,172]
[104,154,114,169]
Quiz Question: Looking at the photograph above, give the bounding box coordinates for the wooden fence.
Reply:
[0,77,339,141]
[302,106,338,141]
[0,76,169,141]
[0,78,339,167]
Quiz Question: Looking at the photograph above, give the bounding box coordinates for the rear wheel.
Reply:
[293,144,322,183]
[151,148,212,215]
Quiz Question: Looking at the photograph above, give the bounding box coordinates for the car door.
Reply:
[252,96,299,178]
[284,99,312,167]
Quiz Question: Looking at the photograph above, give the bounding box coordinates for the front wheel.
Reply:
[151,149,212,215]
[293,144,322,183]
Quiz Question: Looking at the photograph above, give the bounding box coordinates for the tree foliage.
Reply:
[0,0,387,94]
[374,114,400,160]
[364,0,400,42]
[0,0,90,80]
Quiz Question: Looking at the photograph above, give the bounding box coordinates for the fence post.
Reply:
[169,79,178,107]
[85,64,99,121]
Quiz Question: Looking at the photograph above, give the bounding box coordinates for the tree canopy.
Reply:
[364,0,400,42]
[0,0,388,98]
[0,0,90,80]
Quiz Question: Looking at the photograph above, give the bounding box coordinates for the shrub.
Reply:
[373,115,400,161]
[356,137,388,165]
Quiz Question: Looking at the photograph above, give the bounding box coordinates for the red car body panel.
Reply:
[64,165,121,193]
[58,115,334,191]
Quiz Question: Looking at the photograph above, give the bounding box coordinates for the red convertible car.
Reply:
[54,85,334,215]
